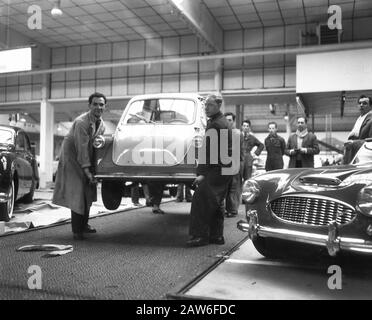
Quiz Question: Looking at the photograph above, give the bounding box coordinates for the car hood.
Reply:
[112,124,199,166]
[253,163,372,195]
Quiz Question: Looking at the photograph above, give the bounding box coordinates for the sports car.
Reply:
[237,139,372,257]
[0,125,39,221]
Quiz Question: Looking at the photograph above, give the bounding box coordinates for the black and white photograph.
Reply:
[0,0,372,305]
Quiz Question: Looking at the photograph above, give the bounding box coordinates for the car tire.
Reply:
[22,177,35,204]
[252,236,282,259]
[101,180,122,210]
[0,179,15,222]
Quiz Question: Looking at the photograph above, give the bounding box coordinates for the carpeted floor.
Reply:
[0,201,247,300]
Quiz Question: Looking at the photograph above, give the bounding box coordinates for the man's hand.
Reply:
[300,148,307,154]
[192,175,205,188]
[84,168,97,185]
[344,140,353,146]
[289,149,296,155]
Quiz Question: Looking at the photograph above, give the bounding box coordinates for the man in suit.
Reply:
[285,116,319,168]
[264,121,286,171]
[241,119,264,180]
[187,94,233,247]
[223,112,244,218]
[344,95,372,164]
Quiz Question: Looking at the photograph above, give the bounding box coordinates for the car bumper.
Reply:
[237,210,372,256]
[95,173,196,182]
[0,192,10,203]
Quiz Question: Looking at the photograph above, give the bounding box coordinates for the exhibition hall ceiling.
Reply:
[0,0,370,48]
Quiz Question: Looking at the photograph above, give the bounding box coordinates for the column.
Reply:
[39,99,54,188]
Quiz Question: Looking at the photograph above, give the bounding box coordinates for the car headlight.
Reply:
[242,179,260,204]
[93,135,105,149]
[357,185,372,216]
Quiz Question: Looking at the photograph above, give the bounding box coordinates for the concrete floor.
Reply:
[182,239,372,300]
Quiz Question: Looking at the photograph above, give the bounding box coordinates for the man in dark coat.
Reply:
[344,95,372,164]
[264,121,286,171]
[241,119,264,180]
[285,116,319,168]
[187,94,233,247]
[223,112,244,218]
[53,92,106,240]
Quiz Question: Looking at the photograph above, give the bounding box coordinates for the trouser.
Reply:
[343,140,363,164]
[242,155,253,180]
[71,207,89,233]
[224,172,242,215]
[131,182,140,203]
[176,183,192,200]
[147,182,165,206]
[189,167,232,239]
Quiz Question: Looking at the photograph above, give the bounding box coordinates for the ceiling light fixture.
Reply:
[51,0,63,17]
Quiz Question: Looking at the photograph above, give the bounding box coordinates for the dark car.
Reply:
[93,93,207,210]
[237,140,372,258]
[0,125,39,221]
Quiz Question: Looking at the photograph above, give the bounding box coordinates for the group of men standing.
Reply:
[53,91,370,245]
[186,95,320,247]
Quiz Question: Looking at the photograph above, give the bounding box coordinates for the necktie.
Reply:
[95,119,101,134]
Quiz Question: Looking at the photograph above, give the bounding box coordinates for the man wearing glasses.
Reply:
[344,95,372,163]
[53,92,106,240]
[285,116,319,168]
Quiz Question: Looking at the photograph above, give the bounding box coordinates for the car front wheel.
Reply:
[101,180,122,210]
[252,236,283,259]
[22,177,35,204]
[0,180,15,222]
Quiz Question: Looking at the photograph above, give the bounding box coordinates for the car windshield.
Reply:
[123,98,196,125]
[352,142,372,164]
[0,129,14,145]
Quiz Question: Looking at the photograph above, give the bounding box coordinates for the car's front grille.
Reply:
[270,196,356,226]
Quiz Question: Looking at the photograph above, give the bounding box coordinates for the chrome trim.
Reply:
[269,194,356,227]
[237,210,372,256]
[95,174,195,181]
[274,193,355,211]
[0,192,10,203]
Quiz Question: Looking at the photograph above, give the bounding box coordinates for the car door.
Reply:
[23,134,36,190]
[14,131,29,197]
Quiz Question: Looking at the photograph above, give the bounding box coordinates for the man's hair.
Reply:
[268,121,277,128]
[242,119,251,126]
[297,116,307,123]
[224,112,236,121]
[206,94,223,107]
[358,95,372,105]
[89,92,107,104]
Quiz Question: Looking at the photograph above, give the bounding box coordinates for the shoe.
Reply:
[83,225,97,233]
[186,237,209,247]
[152,208,165,214]
[175,198,183,202]
[209,236,225,245]
[225,212,237,218]
[73,233,85,240]
[132,202,142,207]
[145,201,152,207]
[186,198,192,202]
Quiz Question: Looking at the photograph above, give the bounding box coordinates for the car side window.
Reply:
[24,134,31,152]
[200,104,207,128]
[15,132,25,151]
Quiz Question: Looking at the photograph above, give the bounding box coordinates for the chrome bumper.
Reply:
[237,210,372,256]
[0,192,10,203]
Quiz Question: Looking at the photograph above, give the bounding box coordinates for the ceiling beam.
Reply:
[2,40,372,78]
[168,0,223,52]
